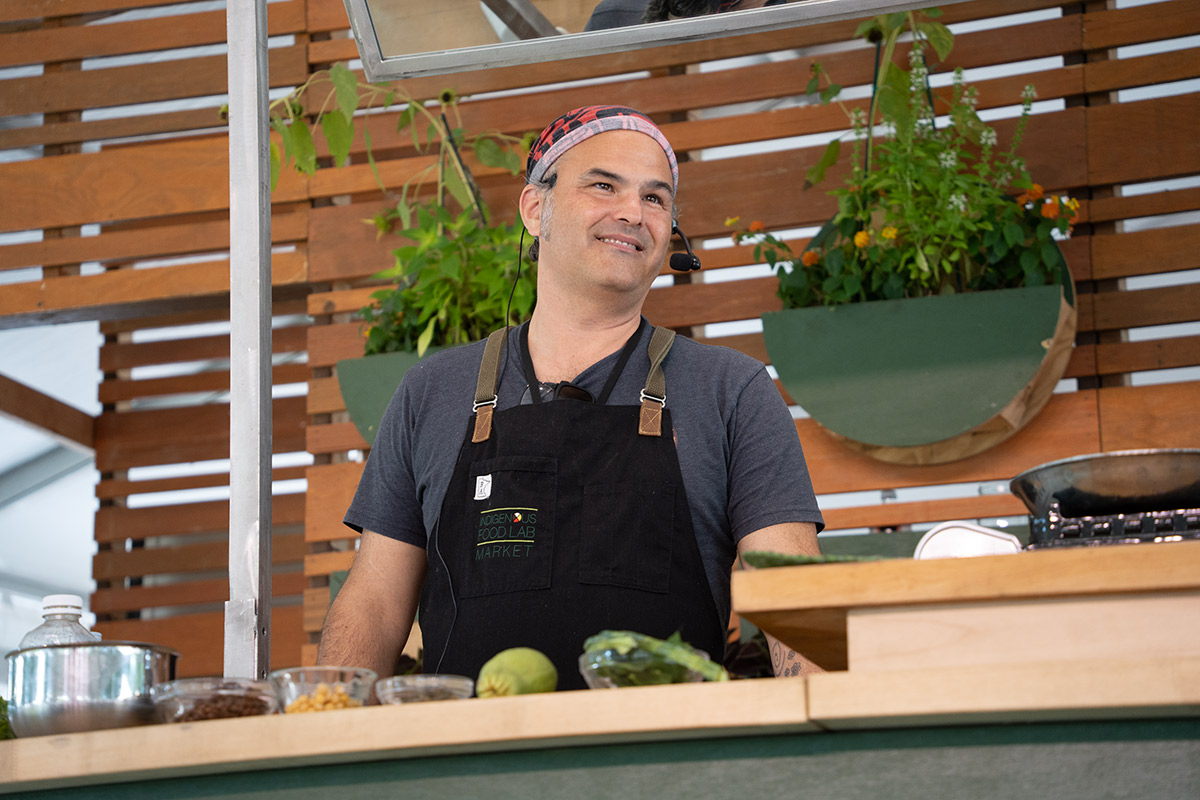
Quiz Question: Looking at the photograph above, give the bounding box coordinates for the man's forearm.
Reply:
[317,585,407,681]
[765,632,824,678]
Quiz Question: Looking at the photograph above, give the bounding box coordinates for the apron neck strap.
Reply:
[472,327,509,443]
[639,326,675,437]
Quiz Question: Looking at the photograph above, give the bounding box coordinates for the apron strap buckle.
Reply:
[472,397,497,443]
[638,389,665,437]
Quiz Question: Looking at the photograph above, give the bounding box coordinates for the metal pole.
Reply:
[225,0,272,680]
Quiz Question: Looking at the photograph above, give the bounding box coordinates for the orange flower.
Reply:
[801,250,820,267]
[749,220,765,233]
[1017,182,1045,206]
[1040,199,1060,219]
[854,230,870,248]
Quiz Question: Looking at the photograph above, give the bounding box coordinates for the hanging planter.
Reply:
[729,9,1081,464]
[335,351,433,447]
[762,272,1075,465]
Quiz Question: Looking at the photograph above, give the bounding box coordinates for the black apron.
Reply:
[418,323,725,690]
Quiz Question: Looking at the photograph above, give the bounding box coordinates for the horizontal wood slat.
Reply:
[0,136,307,235]
[96,465,310,501]
[1092,282,1200,331]
[92,605,306,678]
[97,362,310,403]
[0,0,305,69]
[1087,94,1200,187]
[94,494,306,543]
[1090,222,1200,282]
[1098,381,1200,451]
[305,549,356,577]
[1082,0,1200,51]
[307,420,367,455]
[1088,187,1200,224]
[0,106,226,152]
[802,390,1102,496]
[98,297,308,336]
[306,462,363,543]
[95,395,308,471]
[0,45,308,118]
[90,571,308,615]
[1095,335,1200,376]
[1084,47,1200,95]
[0,0,197,24]
[93,532,308,582]
[0,252,309,329]
[0,210,308,272]
[99,324,308,372]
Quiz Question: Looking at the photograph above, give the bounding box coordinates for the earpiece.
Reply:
[669,224,702,272]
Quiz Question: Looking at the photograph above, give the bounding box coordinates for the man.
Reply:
[318,106,823,689]
[585,0,791,31]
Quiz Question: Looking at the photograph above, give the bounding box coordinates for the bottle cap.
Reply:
[42,594,84,613]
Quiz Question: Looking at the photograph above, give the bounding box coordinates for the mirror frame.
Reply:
[341,0,958,83]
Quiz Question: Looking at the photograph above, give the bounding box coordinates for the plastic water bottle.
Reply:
[18,594,95,648]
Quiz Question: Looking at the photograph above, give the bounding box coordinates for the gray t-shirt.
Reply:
[345,320,824,627]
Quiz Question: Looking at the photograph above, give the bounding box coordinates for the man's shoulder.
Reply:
[399,339,487,389]
[667,332,766,377]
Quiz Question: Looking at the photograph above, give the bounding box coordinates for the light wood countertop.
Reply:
[3,658,1199,795]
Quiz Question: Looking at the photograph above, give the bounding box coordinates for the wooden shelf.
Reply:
[732,540,1200,670]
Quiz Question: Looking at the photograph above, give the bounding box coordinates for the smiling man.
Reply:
[318,106,824,689]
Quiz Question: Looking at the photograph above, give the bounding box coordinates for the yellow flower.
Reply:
[854,230,870,248]
[881,226,898,240]
[724,216,740,227]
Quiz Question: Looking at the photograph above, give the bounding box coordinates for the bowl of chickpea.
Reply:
[268,666,377,713]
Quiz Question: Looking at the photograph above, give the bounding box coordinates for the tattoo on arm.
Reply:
[769,640,804,677]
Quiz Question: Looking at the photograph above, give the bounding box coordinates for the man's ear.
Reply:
[518,184,543,238]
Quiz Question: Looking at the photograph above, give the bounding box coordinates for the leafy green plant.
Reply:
[731,9,1078,308]
[267,66,537,355]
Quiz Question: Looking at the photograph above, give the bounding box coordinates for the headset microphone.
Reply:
[669,224,702,272]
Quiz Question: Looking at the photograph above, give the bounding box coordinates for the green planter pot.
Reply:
[336,350,432,447]
[762,283,1076,465]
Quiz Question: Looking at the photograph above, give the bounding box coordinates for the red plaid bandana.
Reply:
[526,105,678,194]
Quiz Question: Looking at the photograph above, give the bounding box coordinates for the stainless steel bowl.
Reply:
[6,641,180,737]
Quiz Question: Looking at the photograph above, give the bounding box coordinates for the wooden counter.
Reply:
[2,658,1199,798]
[732,539,1200,671]
[4,542,1200,797]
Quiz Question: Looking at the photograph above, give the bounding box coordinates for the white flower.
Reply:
[979,128,998,147]
[948,194,967,212]
[909,46,925,67]
[850,108,867,128]
[1021,84,1037,102]
[938,151,957,169]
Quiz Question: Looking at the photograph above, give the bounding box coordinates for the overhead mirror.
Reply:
[342,0,948,82]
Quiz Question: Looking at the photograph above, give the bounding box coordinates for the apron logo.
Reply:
[476,507,538,560]
[474,474,492,501]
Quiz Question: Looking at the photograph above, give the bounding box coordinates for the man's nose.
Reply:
[612,189,644,225]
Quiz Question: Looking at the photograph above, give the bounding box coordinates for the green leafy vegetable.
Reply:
[582,630,729,685]
[740,550,877,568]
[0,696,13,740]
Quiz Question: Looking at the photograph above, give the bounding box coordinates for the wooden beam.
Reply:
[0,371,94,451]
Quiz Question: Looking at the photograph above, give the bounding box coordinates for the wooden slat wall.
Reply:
[2,0,1198,672]
[0,1,313,677]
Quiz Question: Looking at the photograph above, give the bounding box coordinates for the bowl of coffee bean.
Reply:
[151,677,279,723]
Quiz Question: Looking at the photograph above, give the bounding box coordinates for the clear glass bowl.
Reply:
[578,648,709,689]
[152,677,279,722]
[269,666,377,713]
[376,674,475,703]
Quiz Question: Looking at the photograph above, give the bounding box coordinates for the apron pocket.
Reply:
[458,456,557,598]
[579,481,674,593]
